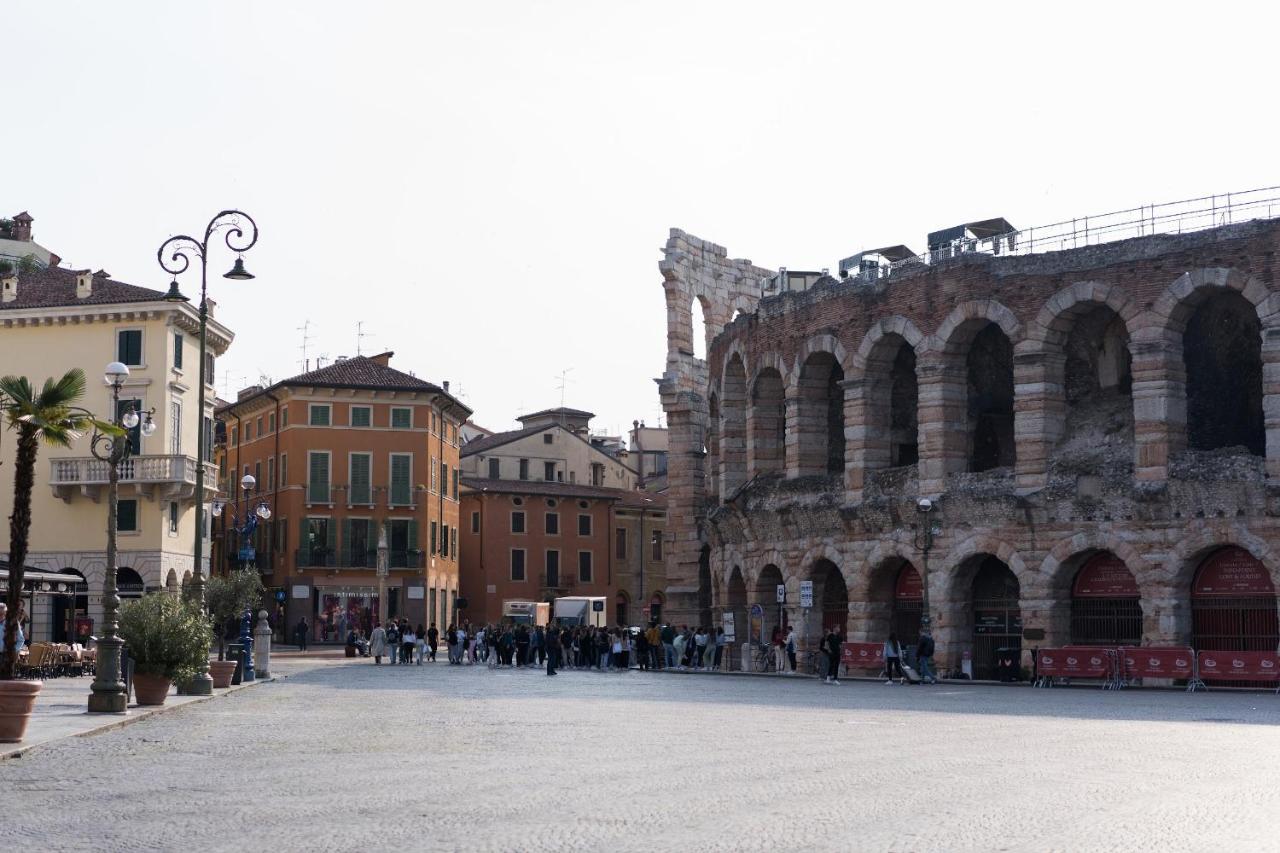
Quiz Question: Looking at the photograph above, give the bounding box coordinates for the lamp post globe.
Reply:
[104,362,129,386]
[241,473,256,493]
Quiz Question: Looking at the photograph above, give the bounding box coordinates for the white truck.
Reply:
[552,596,608,627]
[502,600,550,626]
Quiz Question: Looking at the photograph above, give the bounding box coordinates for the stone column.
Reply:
[1013,347,1064,493]
[916,354,959,496]
[1129,331,1184,482]
[1262,323,1280,482]
[254,609,272,678]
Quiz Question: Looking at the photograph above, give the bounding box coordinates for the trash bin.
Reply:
[996,647,1021,682]
[226,643,244,685]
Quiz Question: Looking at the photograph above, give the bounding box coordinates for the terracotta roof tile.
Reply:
[0,265,167,310]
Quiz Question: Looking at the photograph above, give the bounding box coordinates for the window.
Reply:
[173,333,183,370]
[309,404,331,426]
[390,454,412,505]
[267,456,276,492]
[275,517,287,552]
[470,511,480,534]
[545,550,560,587]
[545,512,559,535]
[245,422,253,442]
[204,352,215,387]
[431,412,439,433]
[452,468,459,500]
[488,458,500,479]
[254,461,261,491]
[203,416,214,462]
[543,461,556,481]
[578,514,592,536]
[169,401,182,455]
[350,406,372,428]
[511,549,526,582]
[440,524,449,557]
[651,530,663,562]
[615,528,627,560]
[391,407,412,429]
[117,499,139,532]
[256,416,264,438]
[230,426,239,447]
[518,459,529,481]
[450,527,457,559]
[307,451,331,503]
[543,434,553,444]
[282,407,289,427]
[430,520,438,554]
[511,511,526,534]
[578,551,592,583]
[268,412,275,433]
[430,457,437,493]
[169,502,180,534]
[342,518,373,566]
[349,452,372,504]
[591,463,605,487]
[117,329,143,366]
[118,399,142,455]
[280,453,287,487]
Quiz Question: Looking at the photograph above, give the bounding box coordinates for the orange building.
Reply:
[214,352,471,642]
[459,478,664,626]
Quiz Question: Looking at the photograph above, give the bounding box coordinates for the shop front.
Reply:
[312,585,388,643]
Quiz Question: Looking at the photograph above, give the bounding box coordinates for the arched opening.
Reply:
[648,592,664,624]
[810,559,848,635]
[892,563,923,649]
[698,545,712,628]
[53,568,88,643]
[1183,291,1263,455]
[967,323,1015,472]
[615,591,630,628]
[1069,552,1142,645]
[1056,307,1133,464]
[968,556,1020,680]
[165,569,179,596]
[720,355,748,497]
[706,394,720,501]
[116,567,144,600]
[690,297,709,361]
[754,564,786,640]
[1191,547,1278,652]
[796,352,845,476]
[749,368,786,475]
[726,566,747,642]
[861,334,919,476]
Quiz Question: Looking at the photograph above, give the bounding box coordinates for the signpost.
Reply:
[799,580,813,609]
[722,611,735,642]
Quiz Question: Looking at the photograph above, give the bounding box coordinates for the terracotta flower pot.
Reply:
[132,672,172,706]
[209,660,238,689]
[0,680,42,743]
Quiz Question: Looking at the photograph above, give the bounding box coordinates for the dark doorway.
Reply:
[970,557,1020,679]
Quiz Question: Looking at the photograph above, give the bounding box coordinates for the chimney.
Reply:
[75,270,93,299]
[369,350,394,367]
[1,275,16,303]
[11,211,32,242]
[443,380,450,393]
[238,385,264,401]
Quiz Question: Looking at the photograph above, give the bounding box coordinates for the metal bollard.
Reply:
[253,609,272,679]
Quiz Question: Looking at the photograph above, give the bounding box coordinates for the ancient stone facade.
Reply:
[659,219,1280,677]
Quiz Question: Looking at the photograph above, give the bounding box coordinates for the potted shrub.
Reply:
[118,593,211,705]
[204,569,265,687]
[0,370,112,742]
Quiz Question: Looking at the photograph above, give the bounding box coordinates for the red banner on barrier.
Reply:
[1121,647,1195,679]
[1196,650,1280,681]
[841,642,885,670]
[1036,648,1111,678]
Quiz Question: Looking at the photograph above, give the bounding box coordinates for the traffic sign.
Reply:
[776,584,786,603]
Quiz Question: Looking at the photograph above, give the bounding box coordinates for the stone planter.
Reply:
[209,660,238,689]
[0,680,42,743]
[132,672,172,706]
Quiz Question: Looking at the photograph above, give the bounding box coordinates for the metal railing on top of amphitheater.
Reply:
[872,185,1280,281]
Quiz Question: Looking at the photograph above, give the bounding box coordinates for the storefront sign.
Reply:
[1121,647,1194,679]
[291,585,310,599]
[1193,547,1275,597]
[1073,553,1139,598]
[1197,650,1280,681]
[895,564,923,600]
[841,642,884,670]
[408,587,424,600]
[799,580,813,609]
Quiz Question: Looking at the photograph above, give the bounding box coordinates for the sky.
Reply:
[6,2,1279,440]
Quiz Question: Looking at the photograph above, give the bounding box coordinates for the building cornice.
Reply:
[0,300,234,354]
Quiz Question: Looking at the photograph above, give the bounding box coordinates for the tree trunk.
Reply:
[3,427,39,679]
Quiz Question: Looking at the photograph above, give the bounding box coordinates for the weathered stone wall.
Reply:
[661,219,1280,671]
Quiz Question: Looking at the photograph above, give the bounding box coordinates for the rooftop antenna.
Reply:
[356,321,373,356]
[297,319,314,371]
[555,367,574,407]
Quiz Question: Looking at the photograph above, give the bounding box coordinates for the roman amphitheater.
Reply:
[658,197,1280,678]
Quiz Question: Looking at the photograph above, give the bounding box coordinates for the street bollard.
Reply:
[239,609,256,682]
[253,609,272,679]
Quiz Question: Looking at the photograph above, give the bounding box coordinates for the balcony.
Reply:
[540,572,575,592]
[50,454,218,503]
[298,548,426,571]
[296,548,336,569]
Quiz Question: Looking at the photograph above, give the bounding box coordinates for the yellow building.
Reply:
[0,255,233,642]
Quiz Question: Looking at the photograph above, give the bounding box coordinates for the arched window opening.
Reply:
[797,352,845,477]
[892,563,923,648]
[750,368,786,475]
[967,323,1015,472]
[889,344,919,467]
[1184,291,1263,455]
[1191,546,1278,688]
[1055,306,1133,466]
[720,356,748,497]
[690,297,709,361]
[1069,552,1142,646]
[811,559,848,634]
[698,545,712,628]
[970,556,1020,680]
[706,394,720,501]
[755,564,786,638]
[117,566,145,600]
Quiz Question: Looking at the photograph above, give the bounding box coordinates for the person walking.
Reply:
[660,623,676,669]
[916,631,936,684]
[884,632,904,684]
[387,621,400,665]
[545,623,560,676]
[785,625,797,673]
[415,624,427,664]
[427,623,439,662]
[713,626,726,671]
[369,622,387,665]
[824,628,842,684]
[293,617,309,652]
[401,626,417,666]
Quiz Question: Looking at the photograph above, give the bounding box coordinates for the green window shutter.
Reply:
[351,407,371,427]
[390,455,411,505]
[309,452,330,502]
[117,330,142,366]
[341,518,352,564]
[350,454,371,504]
[326,519,337,552]
[408,520,419,552]
[392,408,411,429]
[299,517,310,564]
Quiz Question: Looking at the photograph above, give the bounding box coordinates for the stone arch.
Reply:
[748,361,787,476]
[794,334,854,380]
[689,294,712,361]
[855,540,923,646]
[1038,532,1155,646]
[706,391,720,500]
[932,299,1022,355]
[852,316,926,372]
[935,533,1029,607]
[1169,526,1280,599]
[164,568,179,596]
[793,342,847,477]
[1134,268,1278,478]
[719,351,748,497]
[851,319,925,489]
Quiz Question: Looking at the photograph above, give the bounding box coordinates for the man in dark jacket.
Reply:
[916,632,937,684]
[824,629,842,685]
[545,623,560,675]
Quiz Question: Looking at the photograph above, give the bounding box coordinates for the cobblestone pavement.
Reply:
[4,660,1278,852]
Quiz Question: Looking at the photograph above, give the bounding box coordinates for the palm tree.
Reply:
[1,369,113,679]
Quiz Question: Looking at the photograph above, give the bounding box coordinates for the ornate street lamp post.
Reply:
[913,498,941,634]
[88,362,157,714]
[159,210,258,696]
[210,473,273,573]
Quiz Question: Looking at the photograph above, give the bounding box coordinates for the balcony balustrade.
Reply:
[50,454,217,503]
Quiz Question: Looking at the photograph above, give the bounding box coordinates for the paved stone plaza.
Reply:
[4,661,1278,852]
